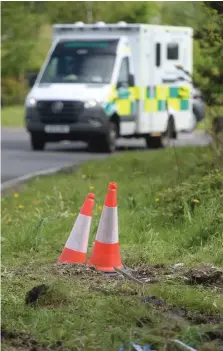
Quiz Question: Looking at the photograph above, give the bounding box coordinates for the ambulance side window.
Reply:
[167,43,179,60]
[117,57,130,86]
[156,43,161,67]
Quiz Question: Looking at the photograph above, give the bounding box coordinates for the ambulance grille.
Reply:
[36,100,84,124]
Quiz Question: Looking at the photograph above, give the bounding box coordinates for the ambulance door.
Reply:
[161,32,183,83]
[148,30,169,134]
[162,31,192,131]
[115,55,137,136]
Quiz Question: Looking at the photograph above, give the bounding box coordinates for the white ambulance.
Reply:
[25,22,194,152]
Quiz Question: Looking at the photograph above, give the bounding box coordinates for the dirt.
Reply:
[2,262,223,351]
[51,262,223,290]
[25,284,49,306]
[51,263,102,279]
[141,295,223,326]
[184,264,223,288]
[132,263,223,290]
[199,329,223,351]
[8,263,122,280]
[4,262,223,291]
[131,263,169,283]
[1,327,69,351]
[205,329,223,341]
[135,316,153,328]
[4,263,223,326]
[89,284,138,296]
[141,296,167,306]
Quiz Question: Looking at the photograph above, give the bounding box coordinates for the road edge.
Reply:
[1,130,211,195]
[1,163,78,195]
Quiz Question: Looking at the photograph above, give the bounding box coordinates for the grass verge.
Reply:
[1,105,24,127]
[1,146,223,351]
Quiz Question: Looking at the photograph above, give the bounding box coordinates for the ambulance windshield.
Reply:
[39,40,117,85]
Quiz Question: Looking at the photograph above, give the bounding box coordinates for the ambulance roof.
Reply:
[53,22,193,36]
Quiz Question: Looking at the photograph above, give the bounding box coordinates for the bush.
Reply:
[156,170,223,220]
[1,78,28,106]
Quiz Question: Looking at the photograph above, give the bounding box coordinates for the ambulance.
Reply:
[25,22,194,152]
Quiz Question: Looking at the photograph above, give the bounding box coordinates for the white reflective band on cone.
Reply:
[65,214,92,253]
[96,206,118,244]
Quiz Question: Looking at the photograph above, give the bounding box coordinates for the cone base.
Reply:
[57,247,86,264]
[88,260,124,273]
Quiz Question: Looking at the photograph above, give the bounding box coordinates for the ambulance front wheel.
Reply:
[88,122,118,153]
[145,135,162,149]
[161,117,176,147]
[30,132,45,151]
[101,122,118,153]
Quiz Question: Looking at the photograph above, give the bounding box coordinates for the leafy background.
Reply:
[1,1,223,106]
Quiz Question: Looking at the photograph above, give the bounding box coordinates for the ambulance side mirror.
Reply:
[117,81,128,89]
[128,74,134,87]
[28,72,38,88]
[116,74,134,89]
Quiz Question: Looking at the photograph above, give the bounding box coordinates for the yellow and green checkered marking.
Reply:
[106,85,137,116]
[116,87,137,115]
[144,86,190,113]
[105,85,190,117]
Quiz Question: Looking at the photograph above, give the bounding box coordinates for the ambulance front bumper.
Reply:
[25,103,111,141]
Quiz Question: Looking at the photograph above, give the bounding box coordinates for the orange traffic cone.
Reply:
[58,193,95,264]
[88,182,124,272]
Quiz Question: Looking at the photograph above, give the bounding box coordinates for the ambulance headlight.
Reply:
[27,98,37,107]
[84,100,97,109]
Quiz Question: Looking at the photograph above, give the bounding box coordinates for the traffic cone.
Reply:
[88,182,124,272]
[58,193,95,264]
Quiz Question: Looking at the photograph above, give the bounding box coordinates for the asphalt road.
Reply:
[1,127,211,185]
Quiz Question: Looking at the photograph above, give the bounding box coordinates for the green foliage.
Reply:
[159,1,223,106]
[156,170,223,220]
[2,78,28,106]
[43,1,89,24]
[1,2,44,78]
[1,1,158,105]
[93,2,158,24]
[45,1,158,24]
[193,4,223,106]
[159,1,207,27]
[2,1,222,107]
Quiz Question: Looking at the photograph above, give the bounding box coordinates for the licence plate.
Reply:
[44,125,70,133]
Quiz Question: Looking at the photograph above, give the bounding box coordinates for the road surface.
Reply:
[1,127,211,185]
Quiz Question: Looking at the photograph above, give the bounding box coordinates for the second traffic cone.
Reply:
[58,193,95,264]
[88,182,124,272]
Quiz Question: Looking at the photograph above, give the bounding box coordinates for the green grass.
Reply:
[2,146,223,350]
[1,105,24,127]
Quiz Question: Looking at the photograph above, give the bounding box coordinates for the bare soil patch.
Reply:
[1,327,69,351]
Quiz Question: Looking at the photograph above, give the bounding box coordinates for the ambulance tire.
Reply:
[145,117,175,149]
[88,139,100,153]
[31,133,45,151]
[145,136,162,149]
[161,117,176,147]
[100,122,118,153]
[88,122,117,153]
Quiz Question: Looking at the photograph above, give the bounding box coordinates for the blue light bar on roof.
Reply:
[53,24,140,32]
